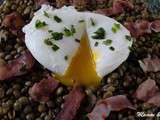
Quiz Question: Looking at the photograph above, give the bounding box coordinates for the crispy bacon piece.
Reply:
[95,0,134,16]
[139,58,160,73]
[150,20,160,33]
[134,79,159,101]
[124,20,160,38]
[134,79,160,107]
[88,103,111,120]
[2,12,24,29]
[124,20,151,38]
[0,51,35,80]
[55,86,85,120]
[34,0,49,6]
[147,93,160,107]
[69,0,87,9]
[88,95,135,120]
[2,12,25,36]
[29,74,59,102]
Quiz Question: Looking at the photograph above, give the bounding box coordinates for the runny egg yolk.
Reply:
[55,31,101,87]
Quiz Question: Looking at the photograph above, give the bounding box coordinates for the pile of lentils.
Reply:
[0,0,160,120]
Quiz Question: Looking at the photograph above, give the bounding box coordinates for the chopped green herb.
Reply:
[114,23,120,29]
[44,11,50,18]
[48,30,53,33]
[75,39,80,43]
[92,27,106,39]
[125,35,132,41]
[94,42,99,47]
[64,56,68,60]
[79,19,85,23]
[103,39,112,46]
[109,46,115,51]
[112,27,117,33]
[64,26,76,37]
[54,15,62,23]
[52,44,59,51]
[111,23,121,33]
[71,25,76,34]
[51,32,63,40]
[44,39,53,46]
[90,18,96,26]
[64,27,72,36]
[35,20,47,29]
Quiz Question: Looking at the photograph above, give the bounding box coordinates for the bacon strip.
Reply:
[2,12,25,37]
[0,51,35,80]
[95,0,134,16]
[55,86,85,120]
[134,79,159,101]
[29,74,59,102]
[139,58,160,73]
[147,93,160,107]
[124,20,160,38]
[88,95,135,120]
[150,20,160,33]
[2,12,24,29]
[134,79,160,107]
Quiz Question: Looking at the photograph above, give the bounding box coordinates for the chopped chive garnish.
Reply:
[48,30,53,33]
[103,39,112,46]
[94,42,99,47]
[64,56,68,60]
[64,27,72,36]
[111,23,121,33]
[71,25,76,34]
[111,27,117,33]
[44,11,50,18]
[114,23,120,29]
[109,46,115,51]
[75,39,80,43]
[92,27,106,39]
[90,18,96,26]
[79,19,85,23]
[125,35,132,41]
[52,44,59,51]
[51,32,63,40]
[35,20,47,29]
[54,15,62,23]
[64,26,76,37]
[44,39,53,46]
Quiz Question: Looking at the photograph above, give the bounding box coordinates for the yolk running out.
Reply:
[55,31,101,87]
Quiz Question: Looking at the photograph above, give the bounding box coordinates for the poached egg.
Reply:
[23,5,132,87]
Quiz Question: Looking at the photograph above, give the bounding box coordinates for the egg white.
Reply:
[23,5,132,78]
[23,5,85,75]
[84,12,132,77]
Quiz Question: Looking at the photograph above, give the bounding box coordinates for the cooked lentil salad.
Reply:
[0,0,160,120]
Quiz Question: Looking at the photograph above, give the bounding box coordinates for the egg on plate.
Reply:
[23,5,132,87]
